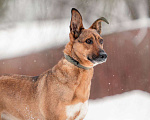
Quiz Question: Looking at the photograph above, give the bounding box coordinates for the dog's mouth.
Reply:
[88,57,107,62]
[87,57,94,63]
[87,55,107,66]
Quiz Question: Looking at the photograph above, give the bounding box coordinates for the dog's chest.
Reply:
[65,101,88,120]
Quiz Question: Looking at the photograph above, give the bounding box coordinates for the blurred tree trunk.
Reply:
[125,0,149,19]
[148,0,150,17]
[0,0,7,20]
[125,0,139,19]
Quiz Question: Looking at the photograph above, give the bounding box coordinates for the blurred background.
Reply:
[0,0,150,119]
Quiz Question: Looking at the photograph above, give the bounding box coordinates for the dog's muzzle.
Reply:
[96,51,107,61]
[88,50,107,64]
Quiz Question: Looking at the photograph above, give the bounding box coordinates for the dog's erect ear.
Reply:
[90,17,109,34]
[70,8,84,39]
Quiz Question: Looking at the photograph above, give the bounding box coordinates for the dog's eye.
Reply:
[86,39,93,44]
[99,39,103,44]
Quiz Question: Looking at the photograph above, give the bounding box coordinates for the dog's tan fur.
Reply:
[0,8,108,120]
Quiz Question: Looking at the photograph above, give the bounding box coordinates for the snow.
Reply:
[0,18,150,60]
[85,90,150,120]
[0,20,70,60]
[103,18,150,35]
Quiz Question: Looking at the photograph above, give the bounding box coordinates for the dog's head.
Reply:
[64,8,109,68]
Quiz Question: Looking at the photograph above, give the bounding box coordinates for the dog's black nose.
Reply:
[99,51,107,59]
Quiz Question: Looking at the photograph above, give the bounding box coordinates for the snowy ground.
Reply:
[85,90,150,120]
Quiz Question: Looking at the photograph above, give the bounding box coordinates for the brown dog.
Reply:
[0,8,109,120]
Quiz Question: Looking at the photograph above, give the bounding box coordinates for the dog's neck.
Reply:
[51,57,93,92]
[50,57,93,101]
